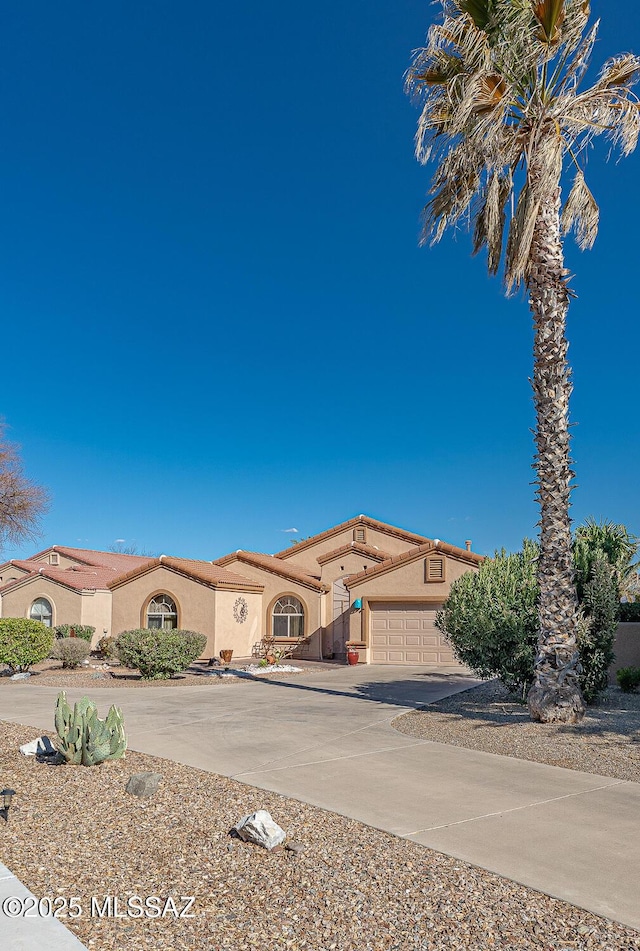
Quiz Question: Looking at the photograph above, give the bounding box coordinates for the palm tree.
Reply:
[406,0,640,722]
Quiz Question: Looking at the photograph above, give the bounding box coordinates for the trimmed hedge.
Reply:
[115,629,207,680]
[0,618,54,672]
[617,666,640,692]
[54,624,95,643]
[619,602,640,622]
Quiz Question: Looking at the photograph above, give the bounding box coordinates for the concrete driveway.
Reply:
[2,665,639,931]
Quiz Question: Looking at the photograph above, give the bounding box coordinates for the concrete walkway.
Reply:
[2,665,639,934]
[0,862,87,950]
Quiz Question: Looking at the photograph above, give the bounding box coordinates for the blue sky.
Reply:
[2,0,639,563]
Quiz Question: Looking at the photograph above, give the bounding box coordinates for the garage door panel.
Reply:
[369,601,462,666]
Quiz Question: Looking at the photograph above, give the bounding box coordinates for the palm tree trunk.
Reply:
[526,172,586,724]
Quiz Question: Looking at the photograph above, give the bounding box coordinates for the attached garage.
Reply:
[369,601,462,666]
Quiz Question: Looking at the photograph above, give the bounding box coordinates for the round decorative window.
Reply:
[233,597,249,624]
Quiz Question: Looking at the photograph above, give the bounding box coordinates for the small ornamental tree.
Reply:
[436,540,539,698]
[438,520,635,703]
[0,618,54,672]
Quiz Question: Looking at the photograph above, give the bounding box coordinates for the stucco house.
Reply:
[215,515,482,664]
[0,515,482,666]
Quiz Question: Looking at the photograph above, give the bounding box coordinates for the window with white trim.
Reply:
[146,594,178,630]
[30,597,53,627]
[272,596,305,638]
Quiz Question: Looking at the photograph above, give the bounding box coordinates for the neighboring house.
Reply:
[0,515,483,666]
[0,546,263,660]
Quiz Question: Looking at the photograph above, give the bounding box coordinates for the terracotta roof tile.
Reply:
[108,556,262,591]
[316,542,392,566]
[0,564,120,594]
[273,515,433,560]
[345,541,484,588]
[28,546,154,573]
[214,551,329,591]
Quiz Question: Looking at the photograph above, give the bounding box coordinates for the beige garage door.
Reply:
[369,601,461,665]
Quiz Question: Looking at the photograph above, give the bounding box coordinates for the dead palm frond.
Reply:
[405,0,640,291]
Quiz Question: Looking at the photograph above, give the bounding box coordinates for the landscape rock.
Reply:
[125,772,163,798]
[10,672,31,681]
[20,736,56,756]
[234,810,286,850]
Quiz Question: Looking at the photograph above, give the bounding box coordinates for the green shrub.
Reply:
[577,557,619,703]
[115,629,207,680]
[50,637,91,669]
[54,624,95,643]
[54,692,126,766]
[436,540,539,698]
[437,524,632,704]
[619,603,640,622]
[97,635,118,660]
[616,666,640,693]
[0,618,54,672]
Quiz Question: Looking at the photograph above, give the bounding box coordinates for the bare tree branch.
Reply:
[0,421,49,552]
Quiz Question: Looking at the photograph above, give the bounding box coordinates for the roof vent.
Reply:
[433,538,440,547]
[465,540,472,551]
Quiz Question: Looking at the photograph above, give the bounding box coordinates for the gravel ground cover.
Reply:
[394,681,640,783]
[0,659,333,690]
[1,720,639,950]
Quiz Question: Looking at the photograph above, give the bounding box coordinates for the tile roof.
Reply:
[109,556,263,591]
[273,515,433,560]
[0,559,38,574]
[214,551,329,591]
[29,546,153,573]
[316,542,392,565]
[0,551,262,595]
[345,540,484,588]
[0,564,121,594]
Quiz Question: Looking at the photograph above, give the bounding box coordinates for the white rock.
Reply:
[234,810,286,850]
[20,736,57,756]
[10,672,31,681]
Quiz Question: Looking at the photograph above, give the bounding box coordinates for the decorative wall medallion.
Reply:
[233,597,248,624]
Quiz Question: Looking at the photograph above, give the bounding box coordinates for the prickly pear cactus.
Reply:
[54,691,127,766]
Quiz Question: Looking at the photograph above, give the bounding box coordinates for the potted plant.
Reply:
[219,649,233,666]
[346,644,360,666]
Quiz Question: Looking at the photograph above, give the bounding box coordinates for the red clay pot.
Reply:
[346,648,359,666]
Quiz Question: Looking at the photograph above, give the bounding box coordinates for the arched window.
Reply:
[272,596,305,638]
[30,598,53,627]
[146,594,177,630]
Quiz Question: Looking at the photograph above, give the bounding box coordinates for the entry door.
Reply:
[332,579,350,653]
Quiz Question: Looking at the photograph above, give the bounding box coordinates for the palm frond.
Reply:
[532,0,566,45]
[407,0,640,281]
[505,185,540,291]
[561,170,599,249]
[473,170,511,273]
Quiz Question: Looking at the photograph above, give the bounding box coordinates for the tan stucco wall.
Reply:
[221,558,323,658]
[346,555,478,649]
[610,623,640,682]
[0,579,82,628]
[212,589,262,659]
[319,551,384,585]
[110,566,263,659]
[111,567,218,656]
[282,526,423,574]
[81,590,114,648]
